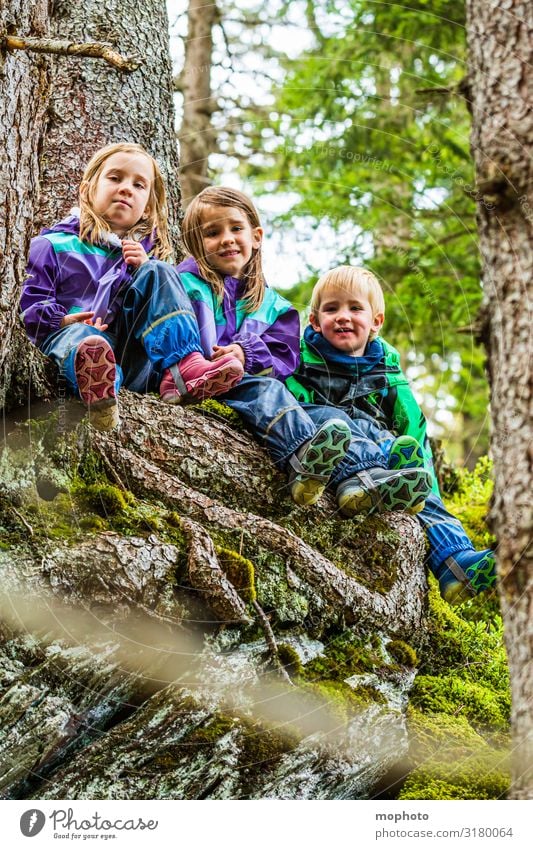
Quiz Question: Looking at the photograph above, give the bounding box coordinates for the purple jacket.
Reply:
[176,257,301,380]
[21,211,155,346]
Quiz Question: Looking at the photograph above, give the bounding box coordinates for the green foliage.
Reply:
[243,0,488,453]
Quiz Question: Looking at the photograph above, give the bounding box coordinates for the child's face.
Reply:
[199,205,263,278]
[88,151,154,236]
[310,287,384,356]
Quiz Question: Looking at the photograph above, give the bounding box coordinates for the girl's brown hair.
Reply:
[79,142,172,261]
[181,187,264,312]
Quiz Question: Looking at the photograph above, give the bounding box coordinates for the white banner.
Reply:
[2,799,532,848]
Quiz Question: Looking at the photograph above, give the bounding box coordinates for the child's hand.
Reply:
[84,316,109,332]
[122,239,148,268]
[60,311,95,328]
[212,344,246,365]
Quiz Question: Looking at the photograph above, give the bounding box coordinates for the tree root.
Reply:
[180,517,252,625]
[96,433,427,636]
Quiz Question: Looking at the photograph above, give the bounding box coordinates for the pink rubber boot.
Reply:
[75,335,119,431]
[160,351,244,404]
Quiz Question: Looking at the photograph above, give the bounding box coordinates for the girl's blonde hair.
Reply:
[311,266,385,341]
[79,142,172,261]
[182,187,264,313]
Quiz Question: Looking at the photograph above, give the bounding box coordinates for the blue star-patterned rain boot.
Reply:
[435,548,497,605]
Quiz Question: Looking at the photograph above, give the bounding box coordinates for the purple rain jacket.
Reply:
[21,210,155,347]
[176,256,301,380]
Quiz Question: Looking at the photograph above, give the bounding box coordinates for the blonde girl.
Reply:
[22,144,243,430]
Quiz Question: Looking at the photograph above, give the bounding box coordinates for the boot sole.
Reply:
[290,420,351,506]
[338,468,431,517]
[75,336,119,432]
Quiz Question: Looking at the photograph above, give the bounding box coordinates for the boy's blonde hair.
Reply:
[311,266,385,341]
[182,186,264,313]
[79,142,172,261]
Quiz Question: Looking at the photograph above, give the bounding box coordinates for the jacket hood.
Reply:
[40,208,82,238]
[177,256,201,275]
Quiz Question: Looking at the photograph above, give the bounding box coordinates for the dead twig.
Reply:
[252,599,294,686]
[10,506,34,537]
[3,34,141,72]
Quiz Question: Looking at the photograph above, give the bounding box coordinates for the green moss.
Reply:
[301,679,381,723]
[297,514,402,594]
[83,483,132,516]
[304,631,384,682]
[387,640,418,667]
[422,577,509,693]
[147,715,237,771]
[410,675,509,729]
[443,457,495,550]
[400,751,510,800]
[78,515,108,532]
[163,512,188,548]
[216,547,256,603]
[23,491,79,541]
[403,525,512,801]
[251,547,310,626]
[238,719,298,775]
[399,708,511,800]
[407,707,488,760]
[197,398,244,429]
[76,447,106,485]
[186,714,237,747]
[277,643,304,677]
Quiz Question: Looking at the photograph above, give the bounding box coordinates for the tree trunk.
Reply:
[0,400,426,799]
[466,0,533,799]
[176,0,218,206]
[37,0,181,242]
[0,0,50,409]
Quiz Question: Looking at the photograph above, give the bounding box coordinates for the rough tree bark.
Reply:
[175,0,218,205]
[38,0,181,241]
[0,0,50,409]
[466,0,533,799]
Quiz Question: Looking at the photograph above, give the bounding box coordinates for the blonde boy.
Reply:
[286,266,496,604]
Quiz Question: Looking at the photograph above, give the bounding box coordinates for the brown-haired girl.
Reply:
[166,186,352,506]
